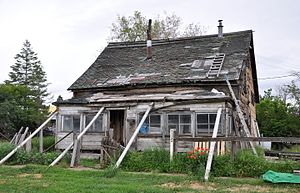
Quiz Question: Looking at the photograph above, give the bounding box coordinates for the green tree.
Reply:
[109,11,206,42]
[0,84,48,137]
[6,40,49,105]
[256,89,300,137]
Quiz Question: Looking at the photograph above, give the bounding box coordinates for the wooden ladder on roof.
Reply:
[206,53,225,78]
[224,75,257,156]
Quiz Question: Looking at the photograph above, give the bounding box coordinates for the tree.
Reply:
[109,11,206,42]
[6,40,49,105]
[256,89,300,137]
[0,84,48,137]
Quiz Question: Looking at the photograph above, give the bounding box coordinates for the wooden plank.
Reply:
[25,133,32,152]
[176,137,300,143]
[204,107,222,181]
[14,127,24,145]
[225,75,257,156]
[18,127,29,145]
[39,128,43,153]
[170,129,175,161]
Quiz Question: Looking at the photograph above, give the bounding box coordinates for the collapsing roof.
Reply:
[69,30,258,92]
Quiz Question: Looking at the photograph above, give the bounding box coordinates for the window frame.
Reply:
[61,114,81,132]
[84,113,104,133]
[196,113,217,135]
[139,113,162,134]
[167,113,192,135]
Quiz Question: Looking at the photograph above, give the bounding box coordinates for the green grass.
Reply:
[0,165,299,193]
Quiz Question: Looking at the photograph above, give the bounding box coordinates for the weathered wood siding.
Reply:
[239,59,258,137]
[56,132,104,150]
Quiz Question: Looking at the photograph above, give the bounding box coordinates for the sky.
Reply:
[0,0,299,103]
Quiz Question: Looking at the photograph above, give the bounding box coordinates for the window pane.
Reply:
[197,114,208,124]
[62,115,72,132]
[168,115,179,125]
[73,116,80,132]
[209,114,217,124]
[86,114,103,133]
[197,124,209,133]
[94,115,103,132]
[180,125,191,134]
[150,115,160,125]
[180,115,191,124]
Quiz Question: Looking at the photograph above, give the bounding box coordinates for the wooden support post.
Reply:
[204,108,222,182]
[225,75,257,156]
[39,128,43,153]
[0,112,57,165]
[231,141,237,160]
[115,103,153,168]
[170,129,176,162]
[70,114,84,167]
[50,107,104,167]
[25,133,32,152]
[14,127,24,145]
[18,127,29,145]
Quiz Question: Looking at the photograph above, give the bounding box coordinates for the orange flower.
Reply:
[201,148,205,151]
[201,151,205,155]
[205,148,209,151]
[195,147,201,151]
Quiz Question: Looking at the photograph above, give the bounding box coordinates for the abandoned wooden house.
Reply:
[53,21,259,155]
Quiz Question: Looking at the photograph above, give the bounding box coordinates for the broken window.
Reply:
[167,114,191,135]
[85,114,103,133]
[61,115,80,132]
[139,114,162,134]
[196,113,217,134]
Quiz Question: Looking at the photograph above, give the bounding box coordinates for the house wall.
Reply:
[55,101,232,152]
[239,59,258,136]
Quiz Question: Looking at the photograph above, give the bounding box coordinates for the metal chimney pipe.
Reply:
[146,19,152,59]
[218,20,223,38]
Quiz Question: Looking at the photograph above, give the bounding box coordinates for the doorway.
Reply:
[109,110,125,146]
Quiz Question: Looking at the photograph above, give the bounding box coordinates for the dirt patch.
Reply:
[17,173,43,179]
[161,182,182,189]
[188,182,216,191]
[0,179,6,184]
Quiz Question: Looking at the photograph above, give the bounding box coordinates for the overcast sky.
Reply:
[0,0,299,103]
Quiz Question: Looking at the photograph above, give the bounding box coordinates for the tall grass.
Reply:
[121,148,300,177]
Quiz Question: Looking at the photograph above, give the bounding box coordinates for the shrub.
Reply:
[0,142,15,161]
[31,136,55,152]
[211,154,235,177]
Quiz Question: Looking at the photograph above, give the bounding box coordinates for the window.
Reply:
[85,114,103,133]
[61,115,80,132]
[139,114,162,134]
[196,113,217,134]
[167,114,191,135]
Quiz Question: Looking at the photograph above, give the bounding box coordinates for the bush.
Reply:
[121,148,300,178]
[234,149,267,177]
[0,142,58,165]
[211,154,235,177]
[0,142,16,162]
[31,136,55,152]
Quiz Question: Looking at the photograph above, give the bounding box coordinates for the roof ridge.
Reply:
[107,30,253,48]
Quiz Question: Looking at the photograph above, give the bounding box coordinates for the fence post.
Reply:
[170,129,176,162]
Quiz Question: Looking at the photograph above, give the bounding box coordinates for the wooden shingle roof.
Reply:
[69,30,257,91]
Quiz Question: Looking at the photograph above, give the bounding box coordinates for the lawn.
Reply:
[0,165,299,193]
